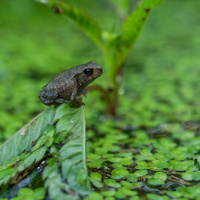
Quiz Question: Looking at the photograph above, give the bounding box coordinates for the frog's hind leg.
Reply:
[38,96,55,105]
[40,88,58,100]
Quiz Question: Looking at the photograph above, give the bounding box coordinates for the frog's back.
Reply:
[47,65,82,88]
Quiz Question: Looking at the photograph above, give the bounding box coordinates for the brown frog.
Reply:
[38,61,102,107]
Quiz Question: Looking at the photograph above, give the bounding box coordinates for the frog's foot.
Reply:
[55,98,71,105]
[54,98,84,108]
[81,90,87,97]
[70,97,85,108]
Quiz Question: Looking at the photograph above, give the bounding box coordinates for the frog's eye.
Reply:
[84,68,93,75]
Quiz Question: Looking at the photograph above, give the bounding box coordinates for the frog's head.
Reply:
[77,61,103,87]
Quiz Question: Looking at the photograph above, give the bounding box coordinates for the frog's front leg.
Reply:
[69,88,84,107]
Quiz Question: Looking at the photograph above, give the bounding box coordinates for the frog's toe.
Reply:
[81,90,87,97]
[55,98,71,104]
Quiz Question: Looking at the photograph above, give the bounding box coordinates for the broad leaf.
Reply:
[0,106,55,165]
[107,0,164,81]
[0,104,91,199]
[43,159,77,200]
[55,104,91,195]
[108,0,130,18]
[39,0,103,50]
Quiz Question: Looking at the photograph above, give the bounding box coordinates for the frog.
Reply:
[38,61,102,107]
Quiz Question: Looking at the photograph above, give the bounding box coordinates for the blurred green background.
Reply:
[0,0,200,141]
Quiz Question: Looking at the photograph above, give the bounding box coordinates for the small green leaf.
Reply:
[88,160,103,168]
[192,171,200,181]
[166,191,182,198]
[33,187,46,200]
[147,193,170,200]
[90,172,102,181]
[89,177,104,188]
[154,172,167,181]
[101,191,116,197]
[117,152,132,157]
[87,153,101,160]
[118,186,138,196]
[126,174,137,182]
[42,159,75,200]
[111,168,129,179]
[181,172,193,181]
[76,168,87,183]
[135,161,149,169]
[24,146,47,168]
[119,158,133,166]
[129,196,140,200]
[31,136,49,152]
[148,178,165,186]
[50,145,58,156]
[108,157,123,163]
[88,192,103,200]
[120,181,135,189]
[104,179,121,188]
[112,163,124,169]
[153,160,169,169]
[134,170,147,177]
[18,188,33,197]
[0,167,15,179]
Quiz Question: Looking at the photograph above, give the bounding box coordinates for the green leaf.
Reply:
[88,192,103,200]
[104,179,121,188]
[57,105,91,195]
[181,172,193,181]
[43,160,76,200]
[76,168,88,183]
[117,0,164,50]
[43,0,103,50]
[50,145,58,156]
[153,160,169,169]
[126,174,137,182]
[89,177,104,188]
[107,0,164,81]
[0,106,55,165]
[18,188,33,197]
[154,172,167,181]
[90,172,102,181]
[192,171,200,181]
[112,163,124,169]
[33,187,46,200]
[88,160,103,168]
[0,146,48,186]
[23,146,47,168]
[118,186,138,196]
[147,193,170,200]
[148,178,165,186]
[0,168,15,179]
[0,104,90,198]
[108,0,130,17]
[101,191,116,197]
[134,170,147,177]
[111,168,129,179]
[120,181,135,189]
